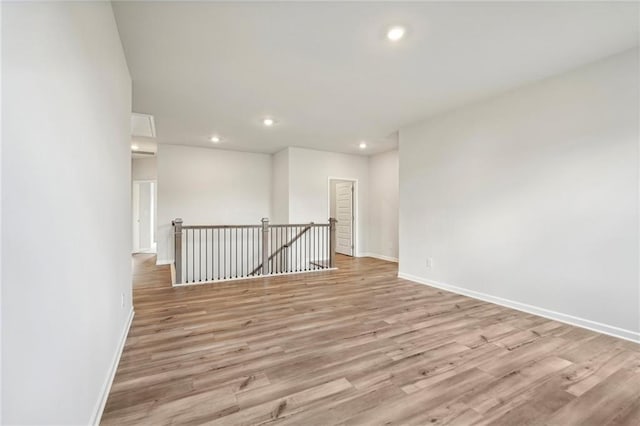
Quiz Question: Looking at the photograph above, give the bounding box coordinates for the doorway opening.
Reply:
[132,180,156,253]
[328,178,357,257]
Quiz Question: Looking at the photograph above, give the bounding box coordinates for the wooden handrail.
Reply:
[182,224,262,229]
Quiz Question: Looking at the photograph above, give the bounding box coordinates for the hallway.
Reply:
[132,253,170,289]
[102,256,640,425]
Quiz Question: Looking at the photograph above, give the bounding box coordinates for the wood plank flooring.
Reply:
[102,254,640,425]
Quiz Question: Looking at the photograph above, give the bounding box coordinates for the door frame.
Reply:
[327,177,358,257]
[132,179,156,253]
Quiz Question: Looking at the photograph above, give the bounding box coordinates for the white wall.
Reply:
[157,145,396,264]
[132,157,157,181]
[271,149,289,224]
[399,49,639,341]
[2,2,133,424]
[157,146,397,263]
[156,144,271,263]
[368,150,399,261]
[0,1,4,419]
[288,147,369,256]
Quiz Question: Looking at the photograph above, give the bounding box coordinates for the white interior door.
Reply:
[335,181,354,256]
[133,181,154,252]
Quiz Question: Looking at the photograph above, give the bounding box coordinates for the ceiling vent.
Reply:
[131,113,156,138]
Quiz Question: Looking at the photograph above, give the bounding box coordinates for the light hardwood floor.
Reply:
[102,254,640,425]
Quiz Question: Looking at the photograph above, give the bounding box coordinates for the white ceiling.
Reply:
[113,1,639,156]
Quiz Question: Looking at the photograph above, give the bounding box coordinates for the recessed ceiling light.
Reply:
[359,142,367,149]
[131,144,139,151]
[263,117,275,127]
[210,135,220,143]
[387,26,406,42]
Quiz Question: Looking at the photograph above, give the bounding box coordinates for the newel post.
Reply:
[261,218,270,275]
[173,218,183,283]
[329,217,337,268]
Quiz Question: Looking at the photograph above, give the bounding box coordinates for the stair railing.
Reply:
[171,217,337,285]
[250,223,312,276]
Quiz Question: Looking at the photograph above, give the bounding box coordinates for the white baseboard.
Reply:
[156,259,172,265]
[398,272,640,344]
[174,267,338,287]
[90,307,135,425]
[360,252,398,263]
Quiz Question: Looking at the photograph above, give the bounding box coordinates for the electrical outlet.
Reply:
[426,257,433,269]
[121,293,125,308]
